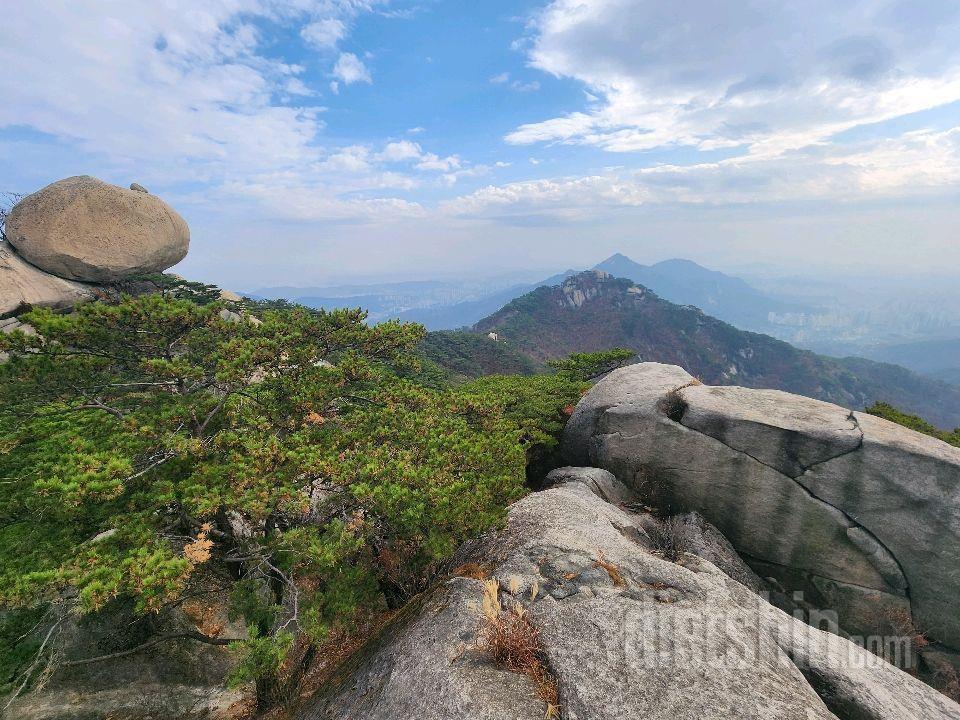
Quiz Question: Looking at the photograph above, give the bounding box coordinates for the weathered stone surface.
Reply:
[300,583,547,720]
[219,288,244,302]
[669,511,769,593]
[562,362,695,466]
[584,367,895,591]
[0,315,36,361]
[300,472,959,719]
[0,240,94,317]
[1,316,34,335]
[543,468,765,591]
[6,175,189,282]
[801,410,960,648]
[5,684,241,720]
[679,385,863,476]
[565,362,960,654]
[4,581,245,720]
[543,466,637,506]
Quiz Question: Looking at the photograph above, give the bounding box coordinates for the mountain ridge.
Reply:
[592,253,809,331]
[473,270,960,428]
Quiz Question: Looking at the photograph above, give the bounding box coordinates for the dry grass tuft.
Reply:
[933,664,960,703]
[859,603,960,702]
[657,380,700,422]
[647,516,692,563]
[592,552,625,587]
[882,606,930,653]
[476,579,561,716]
[862,602,929,665]
[452,562,490,581]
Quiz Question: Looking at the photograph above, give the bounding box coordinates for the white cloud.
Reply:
[511,80,540,92]
[221,176,426,222]
[440,164,497,186]
[0,1,459,225]
[319,145,372,173]
[284,77,315,96]
[445,126,960,219]
[377,140,423,162]
[0,3,326,176]
[491,73,540,92]
[332,52,372,84]
[301,18,347,48]
[416,153,461,172]
[510,0,960,158]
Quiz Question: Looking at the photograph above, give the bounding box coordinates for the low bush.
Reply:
[864,402,960,447]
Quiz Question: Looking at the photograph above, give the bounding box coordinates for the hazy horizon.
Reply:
[239,251,960,296]
[4,1,960,290]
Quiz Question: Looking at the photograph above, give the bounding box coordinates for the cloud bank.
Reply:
[509,0,960,157]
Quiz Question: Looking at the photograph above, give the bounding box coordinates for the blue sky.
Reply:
[3,1,960,289]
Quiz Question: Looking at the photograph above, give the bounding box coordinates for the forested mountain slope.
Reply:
[474,271,960,428]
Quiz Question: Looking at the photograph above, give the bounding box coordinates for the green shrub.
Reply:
[0,292,596,708]
[864,402,960,447]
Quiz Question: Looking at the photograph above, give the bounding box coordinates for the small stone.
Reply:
[549,582,578,600]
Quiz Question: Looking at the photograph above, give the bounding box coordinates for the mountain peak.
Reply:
[558,269,632,307]
[594,253,644,276]
[563,268,612,285]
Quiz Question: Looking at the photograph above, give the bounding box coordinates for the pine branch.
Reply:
[60,630,243,667]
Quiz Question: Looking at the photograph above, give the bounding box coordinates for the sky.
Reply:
[3,0,960,290]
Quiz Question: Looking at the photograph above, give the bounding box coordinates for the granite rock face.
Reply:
[299,469,959,720]
[0,239,94,317]
[563,362,960,656]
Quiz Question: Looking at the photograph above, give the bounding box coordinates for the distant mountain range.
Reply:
[592,254,809,332]
[245,279,533,325]
[862,338,960,386]
[395,271,575,329]
[248,255,801,333]
[248,254,960,390]
[468,270,960,429]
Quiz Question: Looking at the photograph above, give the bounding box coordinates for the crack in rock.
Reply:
[658,397,909,601]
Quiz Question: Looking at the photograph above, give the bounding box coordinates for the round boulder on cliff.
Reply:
[5,175,189,282]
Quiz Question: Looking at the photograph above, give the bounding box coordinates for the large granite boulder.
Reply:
[0,239,94,316]
[299,469,959,719]
[563,363,960,658]
[5,176,189,282]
